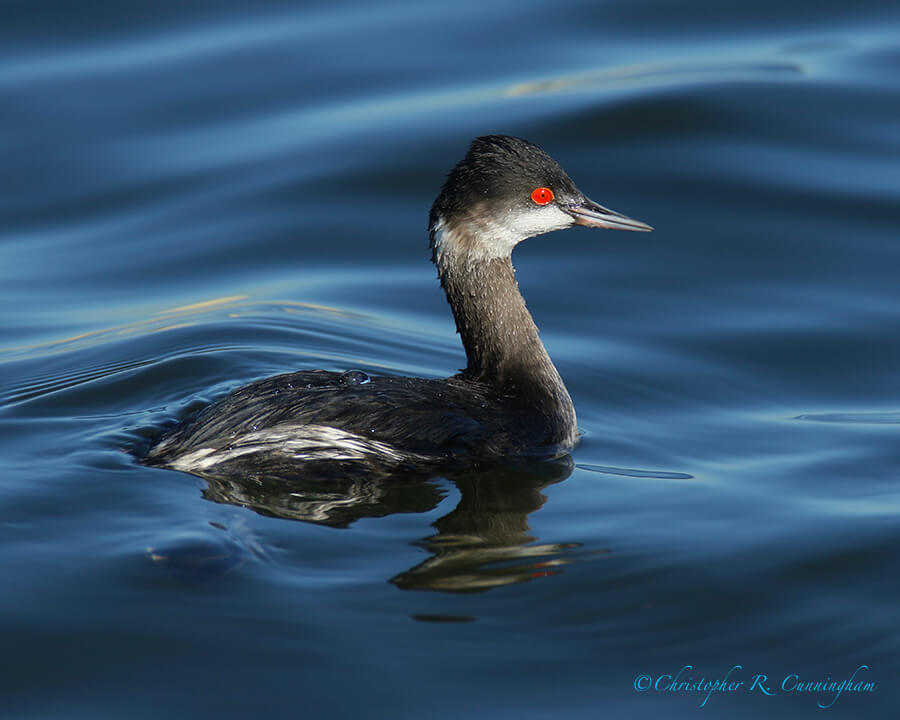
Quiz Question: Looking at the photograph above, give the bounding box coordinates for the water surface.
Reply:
[2,1,899,718]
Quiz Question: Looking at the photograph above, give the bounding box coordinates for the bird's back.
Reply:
[144,369,568,476]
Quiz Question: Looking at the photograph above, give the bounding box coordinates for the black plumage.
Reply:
[146,369,570,475]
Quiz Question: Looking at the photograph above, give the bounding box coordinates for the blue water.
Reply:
[2,1,899,717]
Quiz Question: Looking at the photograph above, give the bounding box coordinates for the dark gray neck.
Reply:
[433,231,577,443]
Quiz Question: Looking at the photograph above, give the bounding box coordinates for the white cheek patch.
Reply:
[431,205,573,263]
[502,203,573,240]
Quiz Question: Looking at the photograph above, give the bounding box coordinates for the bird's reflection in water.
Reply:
[393,459,579,592]
[194,457,578,592]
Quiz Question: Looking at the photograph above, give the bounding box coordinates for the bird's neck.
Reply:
[431,222,576,439]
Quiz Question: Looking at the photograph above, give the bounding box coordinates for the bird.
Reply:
[144,135,651,478]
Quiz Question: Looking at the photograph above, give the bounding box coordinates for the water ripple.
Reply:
[505,58,804,98]
[577,464,694,480]
[795,412,900,425]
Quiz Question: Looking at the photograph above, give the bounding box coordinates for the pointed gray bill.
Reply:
[565,198,653,232]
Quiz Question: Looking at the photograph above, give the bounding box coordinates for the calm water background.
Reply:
[2,1,899,717]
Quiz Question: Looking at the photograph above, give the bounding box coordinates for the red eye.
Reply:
[530,187,554,205]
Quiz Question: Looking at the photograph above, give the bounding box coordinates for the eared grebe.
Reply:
[145,135,651,476]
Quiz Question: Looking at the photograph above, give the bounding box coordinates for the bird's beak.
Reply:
[565,198,653,232]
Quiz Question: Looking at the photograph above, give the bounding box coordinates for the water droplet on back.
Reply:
[340,370,371,385]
